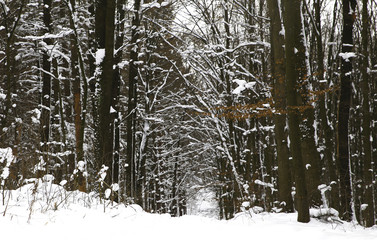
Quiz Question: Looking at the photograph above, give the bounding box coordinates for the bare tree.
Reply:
[337,0,356,222]
[282,0,310,223]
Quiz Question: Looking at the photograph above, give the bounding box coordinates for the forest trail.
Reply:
[1,201,376,240]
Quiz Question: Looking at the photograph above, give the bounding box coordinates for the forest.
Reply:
[1,0,377,228]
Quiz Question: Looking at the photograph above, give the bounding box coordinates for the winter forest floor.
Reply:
[1,181,377,240]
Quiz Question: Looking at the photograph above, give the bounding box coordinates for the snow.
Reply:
[232,79,256,95]
[361,204,369,211]
[104,188,112,199]
[141,1,161,10]
[77,161,85,172]
[95,48,105,65]
[111,183,119,192]
[1,182,377,239]
[0,148,14,183]
[97,165,108,185]
[110,106,116,113]
[339,52,357,61]
[0,147,13,164]
[279,28,285,36]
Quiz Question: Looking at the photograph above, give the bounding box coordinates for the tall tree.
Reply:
[313,0,339,211]
[112,0,126,199]
[0,0,26,145]
[66,0,89,192]
[337,0,356,221]
[39,0,53,175]
[360,0,374,227]
[126,0,142,202]
[267,0,294,213]
[95,0,116,188]
[283,0,310,223]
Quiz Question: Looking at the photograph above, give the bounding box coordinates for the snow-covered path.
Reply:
[1,182,377,240]
[2,205,377,240]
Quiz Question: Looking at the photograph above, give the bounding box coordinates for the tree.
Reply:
[39,0,53,175]
[337,0,356,222]
[65,0,90,192]
[282,0,310,223]
[267,0,294,213]
[360,0,374,227]
[312,0,339,212]
[125,0,142,203]
[1,0,376,226]
[0,0,26,147]
[95,0,116,189]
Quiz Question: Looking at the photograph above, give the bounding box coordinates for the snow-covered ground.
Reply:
[1,180,376,240]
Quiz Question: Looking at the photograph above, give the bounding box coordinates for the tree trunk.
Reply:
[40,0,53,175]
[283,0,310,223]
[297,2,322,208]
[95,0,116,188]
[111,0,126,200]
[70,0,84,188]
[267,0,294,213]
[360,0,374,227]
[126,0,141,202]
[324,0,340,211]
[337,0,356,222]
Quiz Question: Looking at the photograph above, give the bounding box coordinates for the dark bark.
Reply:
[297,2,321,208]
[313,0,332,204]
[300,112,322,207]
[51,59,63,183]
[267,0,294,213]
[126,0,141,201]
[70,0,86,192]
[70,0,83,165]
[337,0,356,221]
[40,0,53,174]
[360,0,374,227]
[324,0,340,211]
[66,0,88,192]
[111,0,126,195]
[0,0,25,143]
[95,0,116,188]
[283,0,310,223]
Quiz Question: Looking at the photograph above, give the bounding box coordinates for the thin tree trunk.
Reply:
[337,0,356,222]
[360,0,374,227]
[66,0,88,192]
[112,0,126,199]
[126,0,141,201]
[40,0,53,175]
[324,0,340,211]
[70,0,83,165]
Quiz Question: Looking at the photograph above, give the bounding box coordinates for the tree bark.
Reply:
[267,0,294,213]
[95,0,116,188]
[283,0,310,223]
[360,0,374,227]
[112,0,126,200]
[297,1,322,208]
[337,0,356,222]
[324,0,340,211]
[40,0,53,175]
[126,0,141,202]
